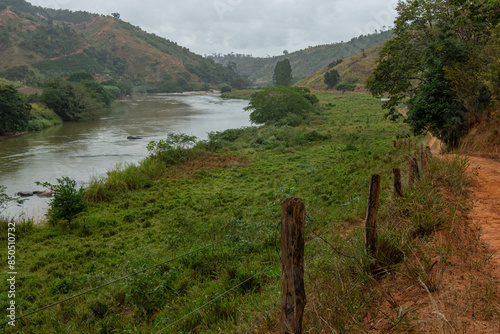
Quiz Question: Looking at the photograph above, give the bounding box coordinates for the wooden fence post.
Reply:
[413,157,420,180]
[393,168,402,197]
[281,198,306,334]
[393,140,397,148]
[409,159,415,187]
[425,146,432,160]
[365,175,381,258]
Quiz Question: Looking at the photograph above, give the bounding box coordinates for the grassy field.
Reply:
[0,93,474,333]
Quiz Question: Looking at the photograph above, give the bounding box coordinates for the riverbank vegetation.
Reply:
[2,92,495,333]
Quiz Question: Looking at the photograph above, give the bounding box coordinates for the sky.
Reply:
[26,0,399,57]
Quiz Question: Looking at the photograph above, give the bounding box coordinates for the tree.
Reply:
[324,69,340,89]
[111,12,120,19]
[243,86,317,125]
[366,0,500,146]
[273,59,292,86]
[0,85,32,135]
[67,72,94,82]
[335,83,356,94]
[36,177,87,226]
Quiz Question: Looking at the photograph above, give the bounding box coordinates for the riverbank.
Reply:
[0,103,62,141]
[2,93,496,333]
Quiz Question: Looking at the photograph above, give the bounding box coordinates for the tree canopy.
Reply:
[0,85,32,135]
[244,86,317,125]
[273,59,293,86]
[324,69,340,89]
[366,0,500,146]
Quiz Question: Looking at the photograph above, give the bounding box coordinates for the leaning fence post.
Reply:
[393,168,402,197]
[365,175,381,258]
[280,198,306,334]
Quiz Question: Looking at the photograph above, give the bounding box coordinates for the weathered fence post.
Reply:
[393,168,402,197]
[413,157,420,180]
[420,143,427,172]
[365,175,381,258]
[280,198,306,334]
[425,146,432,160]
[409,159,415,187]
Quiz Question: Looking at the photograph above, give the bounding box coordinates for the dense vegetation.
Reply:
[272,59,293,86]
[1,92,481,332]
[367,0,500,147]
[0,85,31,135]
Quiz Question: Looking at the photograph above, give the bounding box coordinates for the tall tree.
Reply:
[0,85,31,135]
[273,58,292,86]
[366,0,500,146]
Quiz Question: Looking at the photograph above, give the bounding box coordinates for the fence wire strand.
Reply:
[156,265,273,333]
[0,223,266,327]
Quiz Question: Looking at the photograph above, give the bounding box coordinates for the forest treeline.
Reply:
[367,0,500,147]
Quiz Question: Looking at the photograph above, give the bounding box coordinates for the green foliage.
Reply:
[336,83,356,94]
[147,133,198,164]
[324,69,340,89]
[273,59,293,86]
[27,103,62,131]
[33,53,104,76]
[36,177,87,226]
[328,59,343,68]
[367,0,500,146]
[243,86,316,125]
[220,85,232,93]
[0,85,31,135]
[0,185,24,216]
[19,23,79,58]
[40,77,104,120]
[67,72,94,82]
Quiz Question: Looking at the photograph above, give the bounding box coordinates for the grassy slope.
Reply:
[2,93,494,333]
[297,42,385,92]
[0,93,413,332]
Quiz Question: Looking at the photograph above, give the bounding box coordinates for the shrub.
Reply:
[147,132,198,164]
[36,177,87,226]
[243,86,317,125]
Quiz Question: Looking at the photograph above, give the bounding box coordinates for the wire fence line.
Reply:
[155,265,274,333]
[0,222,268,327]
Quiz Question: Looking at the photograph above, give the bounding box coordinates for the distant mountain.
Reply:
[0,0,241,89]
[296,42,386,92]
[210,30,393,86]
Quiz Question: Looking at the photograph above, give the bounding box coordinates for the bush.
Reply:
[147,132,198,164]
[36,177,87,226]
[243,86,317,125]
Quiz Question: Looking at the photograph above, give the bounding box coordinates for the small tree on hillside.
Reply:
[324,69,340,89]
[273,59,292,86]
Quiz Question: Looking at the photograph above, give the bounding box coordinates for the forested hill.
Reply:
[0,0,241,90]
[210,30,393,86]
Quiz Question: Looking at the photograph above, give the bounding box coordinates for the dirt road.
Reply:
[468,156,500,275]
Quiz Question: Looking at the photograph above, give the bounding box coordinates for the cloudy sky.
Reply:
[26,0,398,57]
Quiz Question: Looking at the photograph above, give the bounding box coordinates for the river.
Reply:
[0,93,251,221]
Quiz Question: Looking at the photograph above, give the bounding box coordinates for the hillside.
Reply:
[211,30,393,86]
[0,0,241,89]
[296,42,385,92]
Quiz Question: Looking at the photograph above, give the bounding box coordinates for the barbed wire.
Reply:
[155,265,274,333]
[0,222,267,327]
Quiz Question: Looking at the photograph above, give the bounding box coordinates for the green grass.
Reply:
[27,103,63,131]
[0,93,467,333]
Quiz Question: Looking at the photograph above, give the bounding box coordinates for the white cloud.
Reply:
[26,0,397,57]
